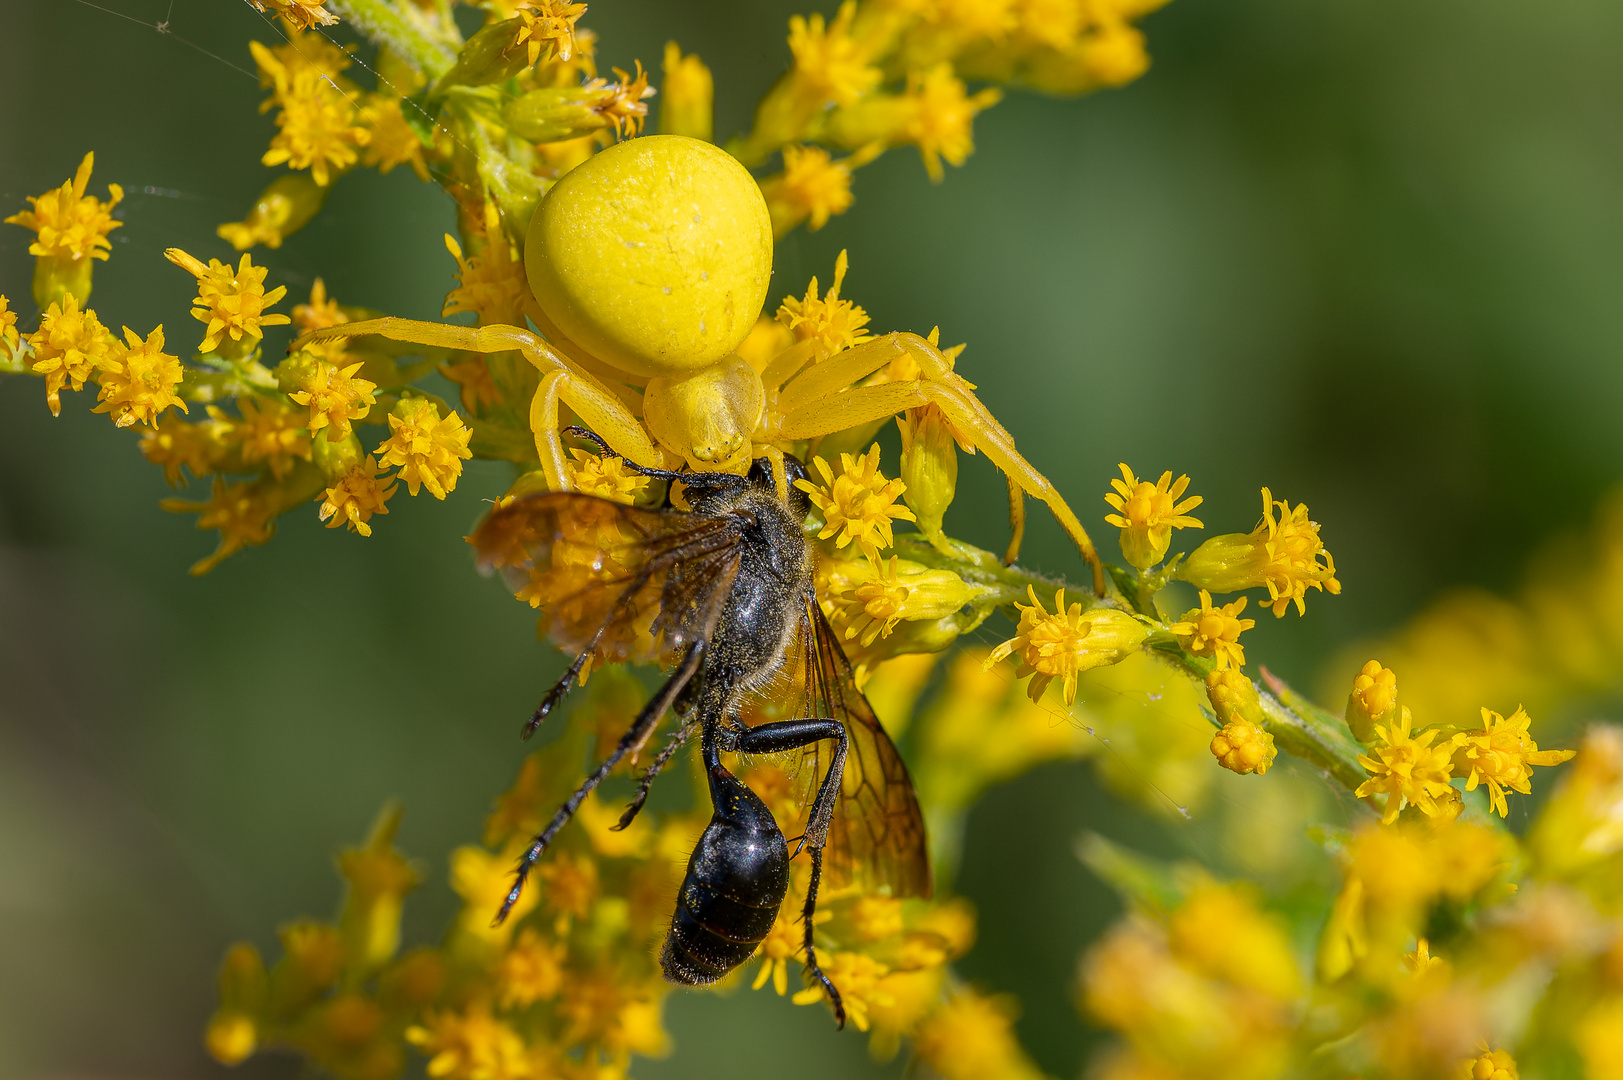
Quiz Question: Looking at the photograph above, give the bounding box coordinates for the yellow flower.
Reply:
[497,928,566,1008]
[247,0,338,31]
[751,906,806,996]
[535,851,599,924]
[1576,997,1623,1080]
[824,555,979,647]
[289,356,377,442]
[249,39,369,187]
[160,477,278,574]
[443,231,528,328]
[1079,20,1150,87]
[1210,718,1275,776]
[848,895,905,941]
[4,150,123,262]
[761,145,856,236]
[1170,590,1252,670]
[897,64,1003,183]
[984,587,1149,705]
[360,94,431,181]
[797,444,917,561]
[912,989,1046,1080]
[660,41,714,142]
[93,325,187,429]
[406,1004,534,1080]
[776,249,873,354]
[441,354,502,414]
[293,277,348,333]
[165,248,292,354]
[1355,706,1460,824]
[1180,486,1340,617]
[788,1,881,108]
[0,295,18,366]
[27,294,115,416]
[1460,1047,1519,1080]
[375,398,472,499]
[1405,937,1446,975]
[1347,658,1399,740]
[318,456,397,536]
[1455,705,1575,818]
[229,397,311,479]
[1166,883,1302,999]
[216,172,330,252]
[792,951,890,1031]
[1205,666,1265,727]
[1103,463,1203,568]
[567,448,650,505]
[450,844,537,944]
[141,413,228,486]
[515,0,588,65]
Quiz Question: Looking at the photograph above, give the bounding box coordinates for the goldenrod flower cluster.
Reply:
[6,3,1613,1079]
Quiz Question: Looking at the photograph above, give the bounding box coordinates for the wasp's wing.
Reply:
[749,601,932,898]
[469,493,743,668]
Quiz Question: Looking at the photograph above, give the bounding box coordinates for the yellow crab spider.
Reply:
[295,135,1104,592]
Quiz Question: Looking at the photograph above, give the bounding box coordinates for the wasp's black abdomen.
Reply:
[660,761,789,985]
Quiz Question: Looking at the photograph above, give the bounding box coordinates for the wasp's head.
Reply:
[748,453,812,522]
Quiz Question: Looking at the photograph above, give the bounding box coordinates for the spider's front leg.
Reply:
[764,331,1106,593]
[295,318,661,490]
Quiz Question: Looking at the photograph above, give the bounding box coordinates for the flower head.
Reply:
[985,587,1148,705]
[288,356,377,441]
[1347,658,1399,741]
[496,928,565,1009]
[1103,463,1203,568]
[776,250,873,354]
[1355,706,1460,824]
[93,325,188,428]
[824,555,978,648]
[247,0,339,30]
[567,448,650,505]
[4,151,123,263]
[165,248,291,354]
[897,64,1002,182]
[1461,1048,1518,1080]
[1455,706,1575,818]
[789,1,881,107]
[443,229,527,327]
[660,41,714,141]
[141,412,228,486]
[375,398,472,500]
[797,444,916,560]
[405,1004,534,1080]
[792,951,890,1031]
[359,94,431,180]
[1210,717,1276,776]
[292,278,347,334]
[27,294,115,416]
[1170,590,1253,670]
[160,477,278,574]
[752,906,808,996]
[912,990,1046,1080]
[1180,487,1340,617]
[762,145,856,236]
[318,456,397,536]
[232,396,312,479]
[251,41,368,187]
[514,0,589,65]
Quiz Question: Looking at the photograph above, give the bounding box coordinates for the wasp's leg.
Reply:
[614,719,699,831]
[562,425,752,492]
[726,717,850,1028]
[494,642,705,925]
[523,568,660,739]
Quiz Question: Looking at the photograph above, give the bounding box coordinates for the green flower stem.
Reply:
[1256,667,1370,792]
[329,0,458,82]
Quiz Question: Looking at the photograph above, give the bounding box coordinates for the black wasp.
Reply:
[469,430,932,1027]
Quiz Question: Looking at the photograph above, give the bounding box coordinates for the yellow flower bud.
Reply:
[503,64,653,143]
[1210,718,1276,775]
[217,172,331,252]
[205,1011,257,1065]
[660,42,714,142]
[897,406,958,542]
[1346,659,1398,742]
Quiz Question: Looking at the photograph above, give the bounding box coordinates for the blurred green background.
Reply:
[3,0,1623,1077]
